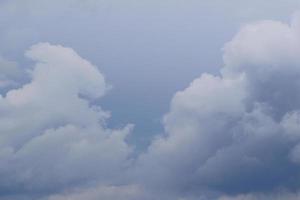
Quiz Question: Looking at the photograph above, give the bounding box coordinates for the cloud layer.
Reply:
[2,13,300,200]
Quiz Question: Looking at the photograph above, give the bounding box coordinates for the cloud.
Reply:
[134,13,300,199]
[0,43,133,197]
[47,185,143,200]
[3,10,300,200]
[219,191,300,200]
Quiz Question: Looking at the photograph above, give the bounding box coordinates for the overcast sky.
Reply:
[2,1,300,200]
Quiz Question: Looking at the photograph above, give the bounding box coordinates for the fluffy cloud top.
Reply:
[0,43,133,195]
[135,13,300,199]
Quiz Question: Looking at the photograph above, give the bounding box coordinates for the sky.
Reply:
[2,0,300,200]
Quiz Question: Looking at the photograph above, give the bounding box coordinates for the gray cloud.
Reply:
[219,191,300,200]
[47,185,143,200]
[134,13,300,199]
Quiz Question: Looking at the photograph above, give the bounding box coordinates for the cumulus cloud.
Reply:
[3,11,300,200]
[134,13,300,199]
[0,43,133,197]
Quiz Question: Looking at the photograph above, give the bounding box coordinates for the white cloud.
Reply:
[135,13,300,198]
[0,43,133,194]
